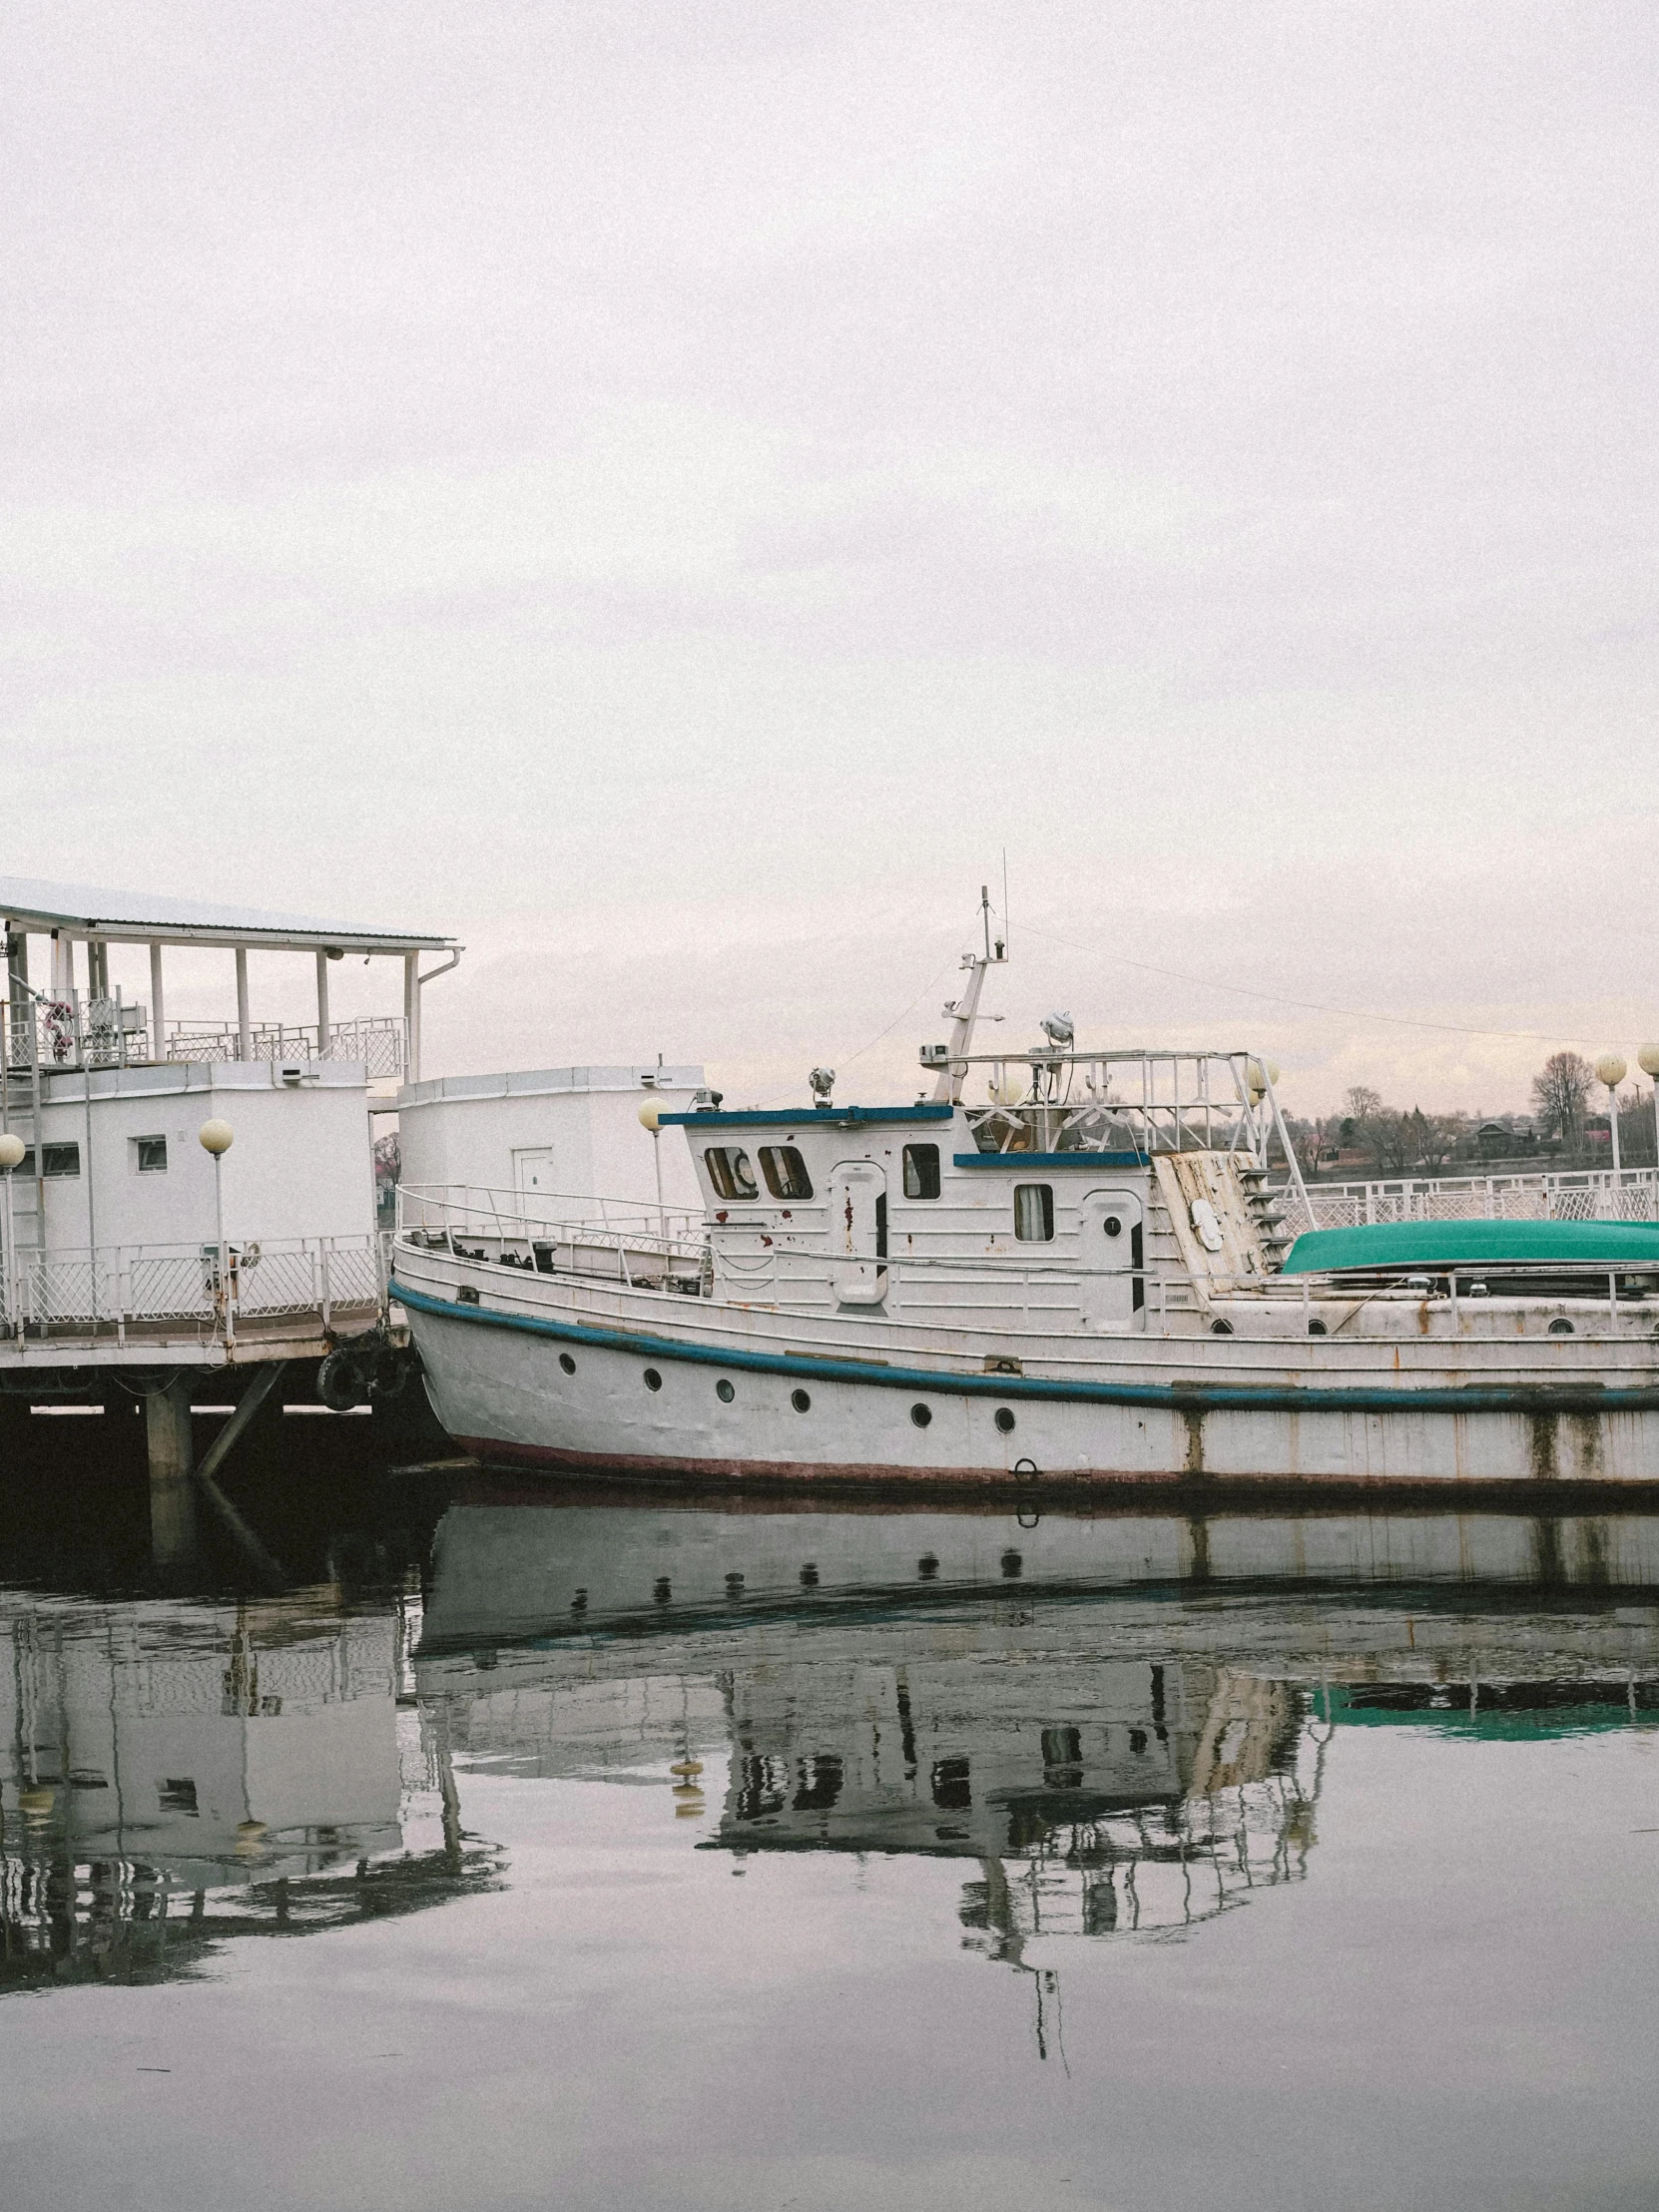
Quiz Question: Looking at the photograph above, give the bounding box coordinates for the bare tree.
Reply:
[1408,1108,1460,1175]
[1531,1051,1594,1152]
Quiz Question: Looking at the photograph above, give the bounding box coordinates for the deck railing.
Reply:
[0,1232,385,1344]
[397,1183,705,1249]
[164,1016,407,1077]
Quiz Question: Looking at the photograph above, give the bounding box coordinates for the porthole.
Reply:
[716,1378,736,1401]
[559,1353,576,1375]
[1210,1319,1234,1336]
[1103,1215,1122,1238]
[791,1387,811,1412]
[1547,1319,1575,1337]
[910,1402,932,1428]
[643,1368,662,1391]
[1307,1320,1328,1337]
[994,1407,1016,1434]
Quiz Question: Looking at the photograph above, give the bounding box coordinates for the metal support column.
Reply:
[149,940,165,1061]
[235,948,252,1060]
[314,947,331,1058]
[145,1373,199,1566]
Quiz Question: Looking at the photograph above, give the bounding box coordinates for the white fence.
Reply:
[1286,1166,1659,1239]
[165,1016,407,1078]
[0,1233,385,1343]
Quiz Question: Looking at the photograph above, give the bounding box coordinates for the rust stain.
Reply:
[1528,1411,1559,1483]
[1182,1408,1205,1476]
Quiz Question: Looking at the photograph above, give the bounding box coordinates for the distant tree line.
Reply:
[1287,1053,1658,1180]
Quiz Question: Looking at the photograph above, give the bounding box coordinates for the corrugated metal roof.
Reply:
[0,874,457,952]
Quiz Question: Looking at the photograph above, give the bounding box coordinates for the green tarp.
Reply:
[1281,1216,1659,1276]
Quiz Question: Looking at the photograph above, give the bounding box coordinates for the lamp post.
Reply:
[0,1130,22,1338]
[638,1095,666,1249]
[199,1119,234,1340]
[1640,1046,1659,1209]
[1595,1055,1628,1188]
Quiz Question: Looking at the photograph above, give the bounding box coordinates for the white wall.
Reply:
[22,1059,374,1251]
[398,1064,705,1214]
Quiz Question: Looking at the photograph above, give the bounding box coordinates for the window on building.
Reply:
[759,1145,813,1200]
[704,1147,758,1201]
[902,1142,941,1199]
[135,1135,168,1174]
[15,1143,81,1179]
[1013,1183,1054,1241]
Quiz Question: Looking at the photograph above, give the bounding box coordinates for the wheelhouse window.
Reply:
[902,1143,940,1200]
[135,1135,168,1174]
[759,1145,813,1200]
[1013,1184,1054,1242]
[704,1147,758,1201]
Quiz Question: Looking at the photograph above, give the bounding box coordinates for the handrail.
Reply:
[1,1231,382,1342]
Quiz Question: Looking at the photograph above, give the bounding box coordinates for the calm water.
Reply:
[3,1429,1659,2210]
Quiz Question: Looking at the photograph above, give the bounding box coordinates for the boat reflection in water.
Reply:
[0,1587,500,1991]
[414,1489,1659,1997]
[6,1487,1659,2012]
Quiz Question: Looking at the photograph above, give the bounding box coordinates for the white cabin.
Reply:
[398,1064,707,1224]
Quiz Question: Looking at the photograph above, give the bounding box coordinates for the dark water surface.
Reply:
[3,1427,1659,2210]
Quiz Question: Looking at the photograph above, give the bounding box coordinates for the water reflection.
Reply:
[6,1481,1659,2008]
[0,1588,499,1990]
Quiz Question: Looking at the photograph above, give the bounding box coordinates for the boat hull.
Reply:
[398,1280,1659,1492]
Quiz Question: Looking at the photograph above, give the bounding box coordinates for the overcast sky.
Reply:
[6,2,1657,1114]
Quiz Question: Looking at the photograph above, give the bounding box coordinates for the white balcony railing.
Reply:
[165,1016,407,1078]
[0,1233,385,1345]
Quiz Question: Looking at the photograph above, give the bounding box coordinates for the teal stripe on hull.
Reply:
[392,1278,1659,1418]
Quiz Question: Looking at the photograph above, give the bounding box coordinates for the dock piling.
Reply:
[144,1373,199,1564]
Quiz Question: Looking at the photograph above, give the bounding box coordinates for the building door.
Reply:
[827,1160,887,1306]
[1078,1189,1145,1331]
[513,1148,560,1217]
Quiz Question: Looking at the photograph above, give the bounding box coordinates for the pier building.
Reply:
[0,876,461,1554]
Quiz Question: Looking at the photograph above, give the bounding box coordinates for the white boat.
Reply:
[392,917,1659,1492]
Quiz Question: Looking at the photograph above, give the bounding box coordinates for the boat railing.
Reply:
[396,1182,706,1249]
[949,1046,1282,1158]
[1287,1166,1659,1239]
[1232,1257,1659,1336]
[0,1232,384,1344]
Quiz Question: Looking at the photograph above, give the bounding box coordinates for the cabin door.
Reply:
[827,1160,887,1307]
[513,1149,560,1215]
[1078,1189,1145,1332]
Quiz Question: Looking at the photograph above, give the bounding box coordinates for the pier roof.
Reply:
[0,874,458,954]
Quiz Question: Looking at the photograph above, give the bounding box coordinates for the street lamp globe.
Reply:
[199,1119,235,1156]
[0,1134,23,1171]
[1595,1054,1627,1090]
[1639,1044,1659,1080]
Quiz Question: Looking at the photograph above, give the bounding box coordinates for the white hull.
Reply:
[394,1247,1659,1490]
